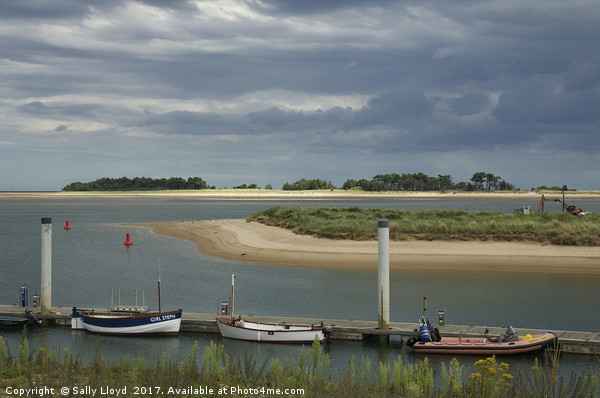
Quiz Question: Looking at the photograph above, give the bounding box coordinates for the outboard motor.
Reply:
[499,326,518,342]
[430,325,441,342]
[322,324,333,341]
[24,309,41,326]
[486,325,519,343]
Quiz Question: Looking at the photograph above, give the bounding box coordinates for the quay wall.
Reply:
[1,305,598,355]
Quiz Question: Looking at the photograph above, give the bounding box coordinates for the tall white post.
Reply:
[41,217,52,314]
[231,273,236,319]
[378,218,390,330]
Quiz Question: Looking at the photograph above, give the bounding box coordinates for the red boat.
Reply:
[407,322,557,355]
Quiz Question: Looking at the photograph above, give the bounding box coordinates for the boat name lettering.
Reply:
[150,314,177,322]
[526,336,548,343]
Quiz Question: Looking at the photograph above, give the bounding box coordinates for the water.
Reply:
[1,196,600,378]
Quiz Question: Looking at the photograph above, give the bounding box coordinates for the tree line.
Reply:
[282,178,336,191]
[62,176,214,191]
[283,172,514,192]
[62,172,514,192]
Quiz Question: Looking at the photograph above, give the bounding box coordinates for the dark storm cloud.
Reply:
[248,0,385,15]
[1,0,600,189]
[245,90,435,135]
[0,1,92,19]
[493,79,600,126]
[18,102,103,118]
[447,93,490,116]
[135,110,249,136]
[136,0,196,11]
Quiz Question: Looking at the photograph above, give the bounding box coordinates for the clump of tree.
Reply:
[62,176,214,191]
[282,178,336,191]
[232,184,260,189]
[468,172,514,191]
[532,185,571,192]
[342,172,514,192]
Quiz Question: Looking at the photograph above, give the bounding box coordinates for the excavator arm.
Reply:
[538,195,585,215]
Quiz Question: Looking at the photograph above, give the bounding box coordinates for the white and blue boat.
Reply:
[72,307,182,335]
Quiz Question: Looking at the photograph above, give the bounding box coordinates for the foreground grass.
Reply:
[1,336,600,397]
[247,207,600,246]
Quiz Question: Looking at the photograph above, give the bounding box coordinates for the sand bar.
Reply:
[131,219,600,275]
[2,190,600,199]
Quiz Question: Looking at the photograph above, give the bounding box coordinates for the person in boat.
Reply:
[407,316,441,346]
[425,317,441,341]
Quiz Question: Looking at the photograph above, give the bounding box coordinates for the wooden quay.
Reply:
[2,305,599,355]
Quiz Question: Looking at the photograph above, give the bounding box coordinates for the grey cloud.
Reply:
[135,110,249,136]
[248,0,382,15]
[358,91,436,123]
[2,0,600,189]
[18,102,103,118]
[0,1,92,20]
[564,62,600,92]
[136,0,196,11]
[246,90,436,135]
[447,93,490,116]
[17,101,48,114]
[493,81,600,126]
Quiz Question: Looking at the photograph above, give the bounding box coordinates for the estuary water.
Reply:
[1,196,600,377]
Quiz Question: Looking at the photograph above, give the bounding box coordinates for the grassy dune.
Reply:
[248,207,600,246]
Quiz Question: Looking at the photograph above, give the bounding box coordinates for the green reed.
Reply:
[247,207,600,246]
[2,336,600,397]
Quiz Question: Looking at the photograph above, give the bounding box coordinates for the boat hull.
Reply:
[73,308,182,336]
[217,317,331,343]
[0,316,31,327]
[0,310,41,328]
[409,332,557,355]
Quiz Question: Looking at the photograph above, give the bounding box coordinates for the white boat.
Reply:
[71,277,181,335]
[72,307,182,335]
[216,317,331,343]
[215,273,332,343]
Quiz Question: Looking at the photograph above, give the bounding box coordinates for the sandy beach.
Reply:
[2,189,600,199]
[5,190,598,274]
[132,219,600,275]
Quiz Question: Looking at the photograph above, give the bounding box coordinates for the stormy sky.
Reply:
[1,0,599,190]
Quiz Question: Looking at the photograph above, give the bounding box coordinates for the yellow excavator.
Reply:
[538,194,586,216]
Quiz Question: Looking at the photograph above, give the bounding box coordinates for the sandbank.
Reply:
[131,219,600,275]
[2,190,600,199]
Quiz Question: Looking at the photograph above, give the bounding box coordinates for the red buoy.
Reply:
[124,233,133,246]
[64,220,71,230]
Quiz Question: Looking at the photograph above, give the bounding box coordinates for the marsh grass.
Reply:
[2,336,600,397]
[248,207,600,246]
